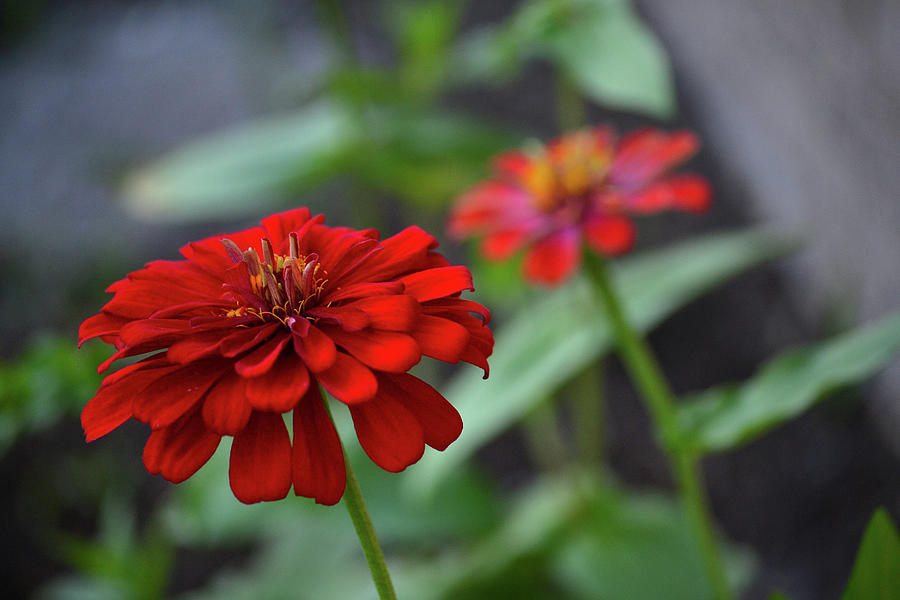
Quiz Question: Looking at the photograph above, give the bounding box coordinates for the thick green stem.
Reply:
[343,454,398,600]
[583,253,732,600]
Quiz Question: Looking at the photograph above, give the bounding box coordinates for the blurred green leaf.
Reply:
[0,337,106,456]
[544,0,675,118]
[452,0,675,117]
[768,593,794,600]
[678,312,900,454]
[123,102,354,222]
[550,484,711,599]
[840,508,900,600]
[408,229,797,496]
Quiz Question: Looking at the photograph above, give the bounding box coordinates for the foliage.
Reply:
[678,313,900,453]
[408,228,798,495]
[840,508,900,600]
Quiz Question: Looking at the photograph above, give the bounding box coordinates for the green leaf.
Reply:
[407,228,797,496]
[451,0,675,117]
[678,312,900,454]
[122,102,353,221]
[768,593,794,600]
[544,0,676,118]
[841,508,900,600]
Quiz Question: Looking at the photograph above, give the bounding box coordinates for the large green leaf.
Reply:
[123,102,353,221]
[407,229,797,496]
[544,0,675,118]
[678,312,900,454]
[452,0,675,117]
[841,508,900,600]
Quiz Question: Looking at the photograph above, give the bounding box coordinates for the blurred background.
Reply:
[1,1,898,599]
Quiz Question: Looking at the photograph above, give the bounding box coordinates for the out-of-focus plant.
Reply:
[452,0,675,118]
[0,337,106,456]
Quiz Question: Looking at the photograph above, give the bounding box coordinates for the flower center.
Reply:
[222,232,328,324]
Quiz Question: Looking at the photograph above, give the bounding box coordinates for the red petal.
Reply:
[322,281,405,304]
[611,129,699,188]
[234,334,290,377]
[481,229,530,260]
[349,393,425,472]
[354,226,438,283]
[219,323,280,357]
[348,295,421,332]
[78,312,128,347]
[245,352,310,412]
[229,411,292,504]
[410,315,469,364]
[201,371,252,435]
[522,228,580,285]
[305,305,370,331]
[377,373,462,451]
[143,408,221,484]
[167,330,226,363]
[667,174,711,213]
[292,386,346,505]
[422,298,491,324]
[82,359,178,442]
[291,322,337,373]
[398,266,474,302]
[261,207,312,246]
[583,215,635,255]
[132,361,227,429]
[321,326,421,373]
[316,352,377,405]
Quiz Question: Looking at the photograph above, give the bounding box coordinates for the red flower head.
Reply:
[79,208,493,505]
[449,127,711,285]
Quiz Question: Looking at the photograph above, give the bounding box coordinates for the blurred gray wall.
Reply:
[638,0,900,454]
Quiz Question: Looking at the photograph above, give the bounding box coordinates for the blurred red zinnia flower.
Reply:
[449,127,711,285]
[79,208,493,505]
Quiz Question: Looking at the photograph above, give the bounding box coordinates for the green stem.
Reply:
[343,454,398,600]
[583,253,732,600]
[568,362,606,467]
[554,70,587,132]
[522,398,569,471]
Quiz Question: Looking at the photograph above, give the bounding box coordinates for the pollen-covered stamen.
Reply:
[221,236,328,324]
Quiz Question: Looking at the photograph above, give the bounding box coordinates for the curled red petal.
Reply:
[377,373,462,451]
[245,352,310,412]
[143,408,221,484]
[201,371,252,435]
[234,334,290,377]
[132,361,227,430]
[292,386,346,505]
[229,411,292,504]
[398,266,474,302]
[82,359,177,442]
[291,322,337,373]
[410,315,469,364]
[349,392,425,473]
[316,352,378,405]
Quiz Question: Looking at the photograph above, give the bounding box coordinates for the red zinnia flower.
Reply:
[449,127,711,285]
[79,208,493,505]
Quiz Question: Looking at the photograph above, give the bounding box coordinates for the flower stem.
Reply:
[583,253,732,600]
[342,454,397,600]
[568,362,605,467]
[522,397,569,471]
